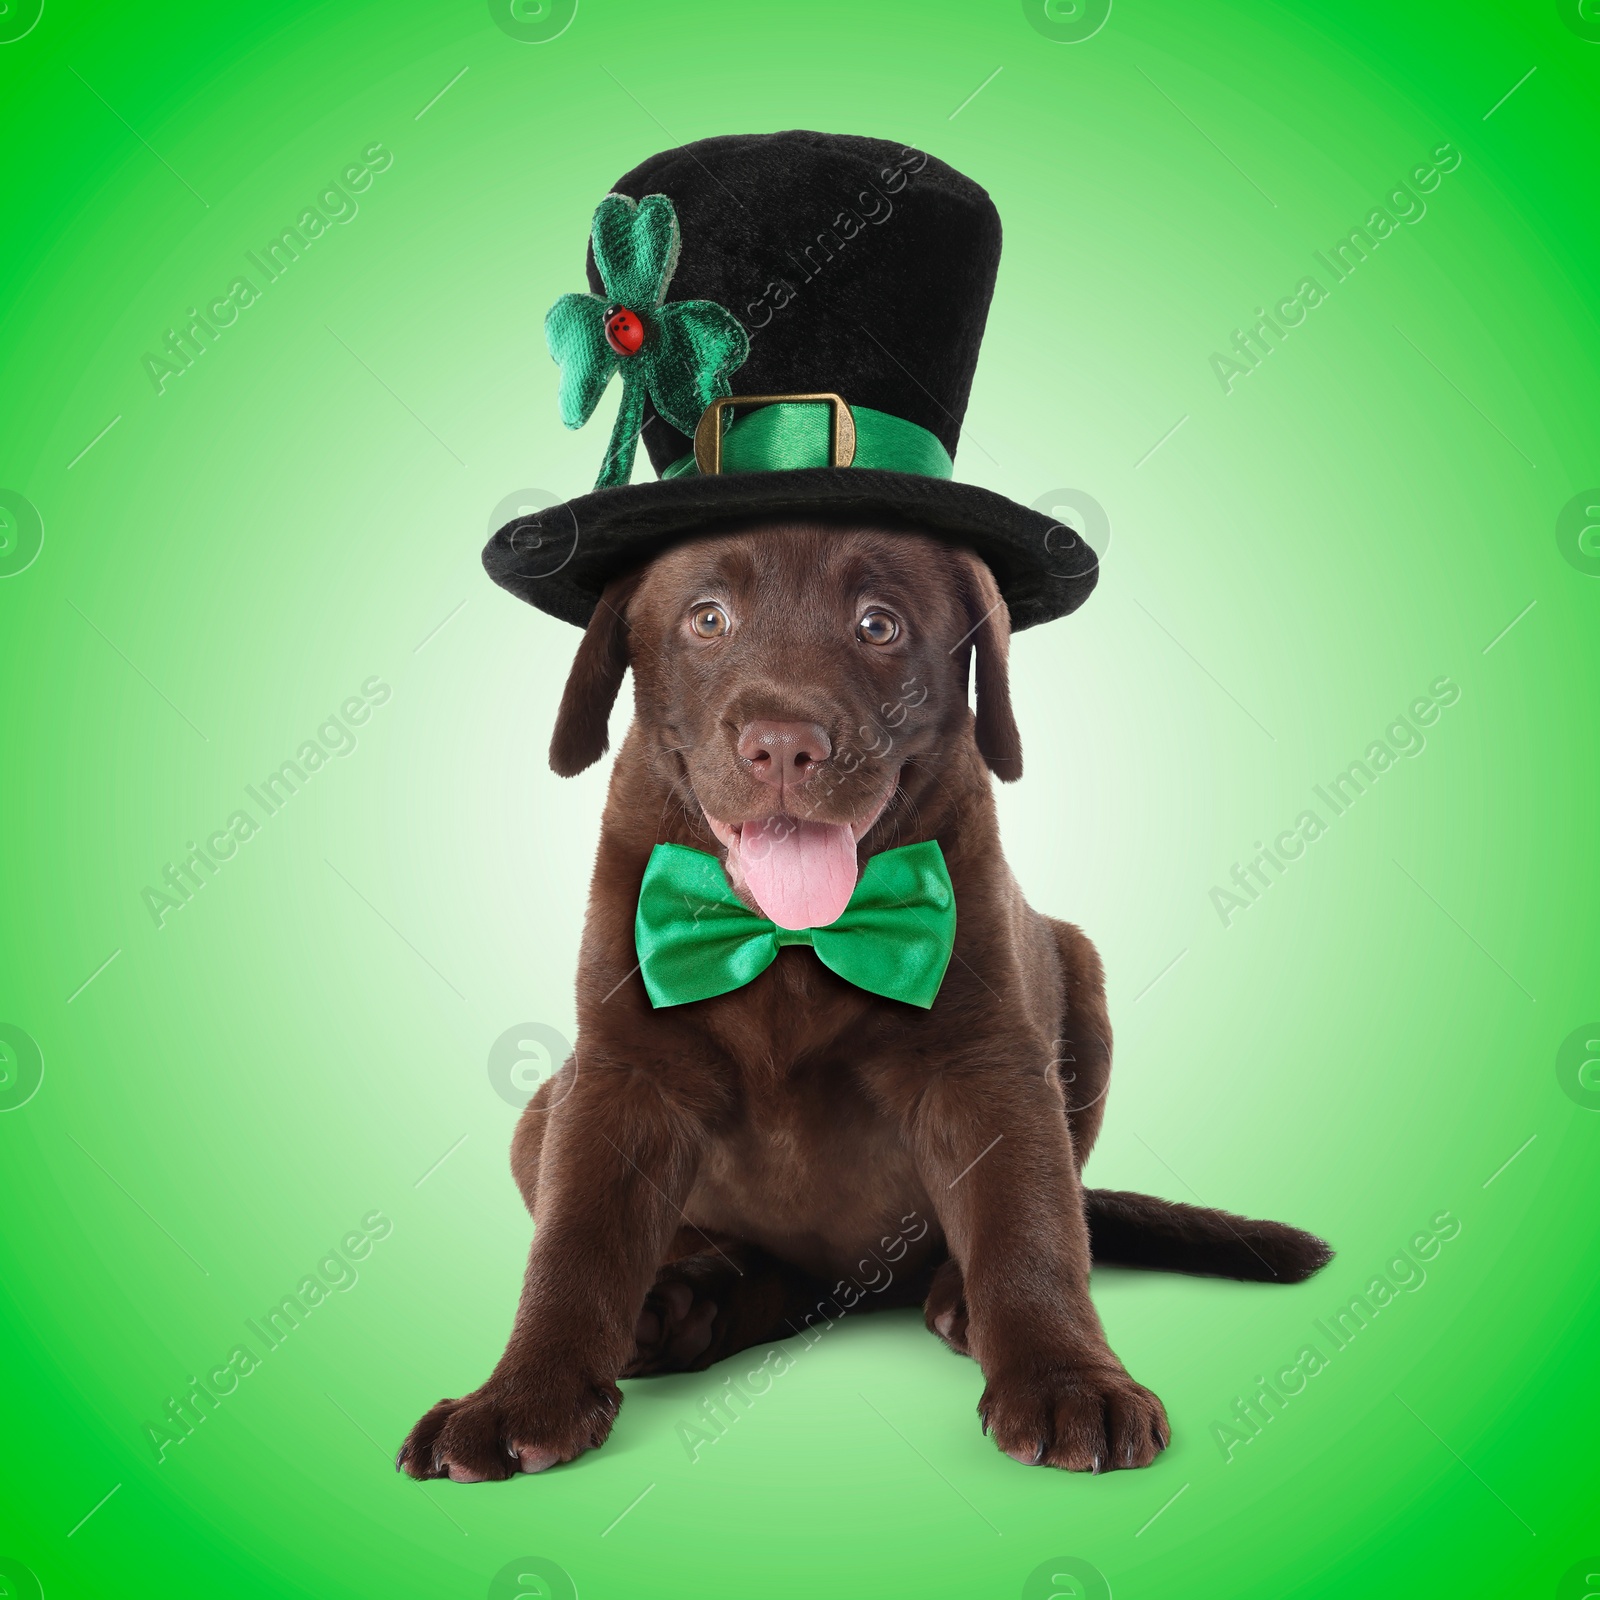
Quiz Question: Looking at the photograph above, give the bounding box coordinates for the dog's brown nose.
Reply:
[737,719,832,786]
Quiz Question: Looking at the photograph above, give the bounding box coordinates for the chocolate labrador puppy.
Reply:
[399,520,1330,1482]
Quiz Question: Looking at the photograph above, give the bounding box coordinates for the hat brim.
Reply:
[482,468,1098,632]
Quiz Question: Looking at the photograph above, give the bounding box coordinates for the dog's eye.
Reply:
[689,603,729,639]
[856,610,899,646]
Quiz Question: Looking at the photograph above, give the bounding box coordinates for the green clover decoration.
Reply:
[544,193,750,490]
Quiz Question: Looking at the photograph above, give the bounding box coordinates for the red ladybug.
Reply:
[604,306,645,355]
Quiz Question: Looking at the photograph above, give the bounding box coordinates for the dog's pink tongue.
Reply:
[739,818,858,930]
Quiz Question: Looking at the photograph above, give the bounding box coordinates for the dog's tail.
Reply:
[1084,1188,1332,1284]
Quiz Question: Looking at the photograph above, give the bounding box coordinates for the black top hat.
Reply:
[483,130,1097,631]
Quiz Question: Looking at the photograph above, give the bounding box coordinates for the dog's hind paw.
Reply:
[978,1357,1169,1472]
[623,1265,721,1376]
[923,1258,971,1356]
[396,1372,621,1483]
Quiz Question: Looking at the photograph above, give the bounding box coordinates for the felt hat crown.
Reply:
[484,129,1098,630]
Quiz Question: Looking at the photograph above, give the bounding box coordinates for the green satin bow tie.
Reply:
[635,839,956,1010]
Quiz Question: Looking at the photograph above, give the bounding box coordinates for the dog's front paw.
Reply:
[396,1370,621,1483]
[978,1357,1169,1472]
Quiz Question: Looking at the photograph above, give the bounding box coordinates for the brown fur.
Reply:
[398,522,1329,1483]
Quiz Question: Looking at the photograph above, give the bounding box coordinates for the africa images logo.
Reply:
[139,142,393,395]
[1208,675,1460,926]
[140,676,391,926]
[1208,142,1462,393]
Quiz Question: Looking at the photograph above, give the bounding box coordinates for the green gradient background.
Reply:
[2,1,1597,1596]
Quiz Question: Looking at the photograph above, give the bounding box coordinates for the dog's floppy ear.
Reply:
[549,572,640,777]
[951,549,1022,783]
